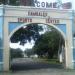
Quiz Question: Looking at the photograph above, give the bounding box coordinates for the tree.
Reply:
[9,0,20,5]
[0,0,19,5]
[33,30,64,59]
[0,38,2,47]
[10,23,43,45]
[0,0,34,6]
[24,49,35,57]
[10,48,24,60]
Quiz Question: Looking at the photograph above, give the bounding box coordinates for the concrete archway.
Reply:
[1,5,73,71]
[9,22,66,69]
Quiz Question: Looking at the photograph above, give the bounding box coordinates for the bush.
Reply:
[10,48,24,60]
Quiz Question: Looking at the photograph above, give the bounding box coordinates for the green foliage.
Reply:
[9,0,17,5]
[10,23,64,59]
[0,0,34,6]
[0,0,19,5]
[0,38,2,47]
[10,24,43,45]
[24,49,35,57]
[10,48,24,60]
[33,30,64,59]
[0,0,5,4]
[37,58,60,64]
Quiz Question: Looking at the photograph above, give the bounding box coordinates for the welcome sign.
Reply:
[34,1,72,9]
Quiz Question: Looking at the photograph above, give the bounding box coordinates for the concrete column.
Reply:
[3,17,10,71]
[65,20,73,69]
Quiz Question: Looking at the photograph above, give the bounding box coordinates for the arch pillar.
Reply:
[3,17,10,71]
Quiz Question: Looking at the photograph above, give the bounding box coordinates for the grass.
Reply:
[33,57,61,64]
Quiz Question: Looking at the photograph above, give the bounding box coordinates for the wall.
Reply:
[0,6,3,71]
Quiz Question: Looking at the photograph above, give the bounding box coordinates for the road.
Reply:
[0,58,75,75]
[10,58,63,71]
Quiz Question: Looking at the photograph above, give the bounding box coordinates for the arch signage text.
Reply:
[18,11,60,24]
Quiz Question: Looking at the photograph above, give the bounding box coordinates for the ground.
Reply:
[0,69,75,75]
[0,58,75,75]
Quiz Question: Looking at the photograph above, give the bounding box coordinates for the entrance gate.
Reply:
[0,5,75,71]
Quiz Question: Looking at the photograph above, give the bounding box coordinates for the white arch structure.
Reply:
[2,6,74,71]
[8,22,67,69]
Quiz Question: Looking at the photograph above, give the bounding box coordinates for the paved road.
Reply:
[0,58,75,75]
[10,58,63,71]
[0,68,75,75]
